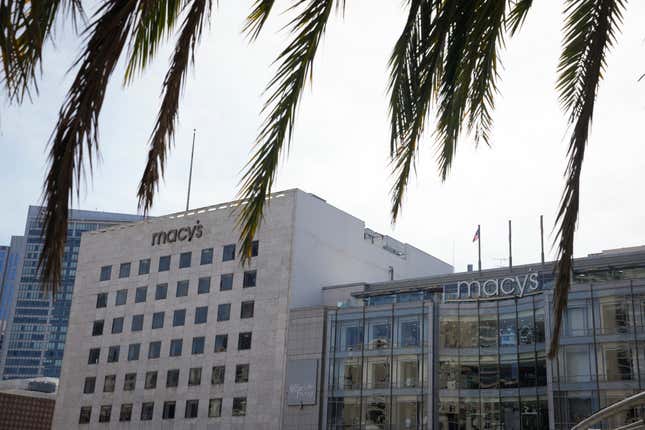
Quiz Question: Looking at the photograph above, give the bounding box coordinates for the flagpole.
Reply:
[508,219,513,270]
[478,224,481,273]
[540,214,545,265]
[186,129,196,211]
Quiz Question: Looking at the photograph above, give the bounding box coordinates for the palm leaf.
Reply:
[507,0,533,35]
[243,0,275,41]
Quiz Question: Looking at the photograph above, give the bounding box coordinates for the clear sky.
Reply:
[0,1,644,273]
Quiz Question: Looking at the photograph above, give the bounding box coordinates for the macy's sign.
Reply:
[443,273,540,302]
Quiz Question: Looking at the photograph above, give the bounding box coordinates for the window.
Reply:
[135,286,147,303]
[251,240,259,257]
[241,301,254,319]
[189,367,202,386]
[214,334,228,352]
[123,373,136,391]
[145,371,157,389]
[140,402,154,421]
[131,314,144,331]
[119,262,131,278]
[111,317,124,334]
[209,398,222,418]
[138,258,150,275]
[179,251,192,268]
[200,248,213,265]
[232,397,247,416]
[223,244,236,261]
[185,400,199,418]
[238,332,252,350]
[103,375,115,392]
[99,405,111,423]
[88,348,100,364]
[148,341,161,359]
[162,401,176,419]
[158,255,171,272]
[83,377,96,394]
[155,283,168,300]
[212,366,225,385]
[217,303,231,321]
[195,306,208,324]
[92,320,104,336]
[198,277,210,294]
[170,339,183,356]
[127,343,140,361]
[107,345,120,363]
[235,364,249,383]
[173,309,186,326]
[100,265,111,281]
[220,273,233,291]
[152,311,164,329]
[166,369,179,387]
[79,406,91,424]
[115,289,127,306]
[96,293,107,308]
[119,404,132,422]
[192,336,205,354]
[176,280,189,297]
[243,270,257,288]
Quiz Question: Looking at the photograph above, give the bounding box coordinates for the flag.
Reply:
[472,226,480,243]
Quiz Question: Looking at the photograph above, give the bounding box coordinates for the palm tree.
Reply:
[0,0,630,357]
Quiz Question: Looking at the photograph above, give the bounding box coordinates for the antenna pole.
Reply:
[540,214,545,265]
[186,129,196,211]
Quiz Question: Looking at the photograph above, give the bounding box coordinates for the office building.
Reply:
[0,377,57,430]
[0,236,25,352]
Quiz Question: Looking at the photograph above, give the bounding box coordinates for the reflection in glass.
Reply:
[499,311,517,347]
[440,315,459,349]
[562,345,591,383]
[566,305,589,337]
[518,310,534,344]
[363,396,388,429]
[337,358,361,390]
[501,398,520,430]
[439,357,459,390]
[459,397,480,430]
[482,397,500,429]
[394,397,418,429]
[400,320,420,348]
[328,397,360,429]
[534,309,545,343]
[519,352,536,388]
[500,354,518,388]
[460,315,478,348]
[521,397,539,430]
[479,313,497,349]
[341,322,363,351]
[369,321,391,350]
[398,358,418,388]
[438,398,458,430]
[367,358,390,389]
[460,357,479,389]
[479,355,498,389]
[600,297,632,334]
[602,342,634,381]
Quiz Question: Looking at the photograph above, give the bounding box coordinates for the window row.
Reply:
[87,332,252,364]
[99,241,259,281]
[95,272,257,308]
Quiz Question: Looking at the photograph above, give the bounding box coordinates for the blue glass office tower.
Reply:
[0,237,25,352]
[0,206,141,379]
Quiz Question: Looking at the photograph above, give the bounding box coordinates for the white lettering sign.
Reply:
[443,273,540,302]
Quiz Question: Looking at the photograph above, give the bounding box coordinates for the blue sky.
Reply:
[1,1,644,272]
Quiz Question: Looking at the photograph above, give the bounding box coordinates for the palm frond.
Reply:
[243,0,275,41]
[507,0,533,35]
[237,0,336,263]
[549,0,625,359]
[40,0,139,292]
[137,0,211,214]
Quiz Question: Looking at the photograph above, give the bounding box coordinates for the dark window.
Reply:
[235,364,249,383]
[241,301,254,319]
[79,406,92,424]
[217,303,231,321]
[119,262,131,278]
[107,345,120,363]
[83,377,96,394]
[188,367,202,386]
[232,397,247,416]
[88,348,100,364]
[176,280,189,297]
[170,339,183,357]
[238,332,252,350]
[127,343,140,361]
[141,402,154,421]
[185,400,199,419]
[243,270,257,288]
[138,258,150,275]
[111,317,124,334]
[158,255,171,272]
[100,265,111,281]
[135,286,147,303]
[155,283,168,300]
[148,341,161,359]
[209,398,222,418]
[119,404,132,422]
[220,273,233,291]
[96,293,107,308]
[92,320,104,336]
[195,306,208,324]
[152,311,164,329]
[192,336,205,355]
[198,277,210,294]
[179,252,192,268]
[211,366,225,385]
[145,371,157,389]
[131,314,144,331]
[99,405,111,423]
[251,240,259,257]
[115,289,127,306]
[162,401,176,419]
[166,369,179,387]
[173,309,186,327]
[123,373,136,391]
[103,375,115,392]
[200,248,213,265]
[214,335,228,353]
[222,244,236,261]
